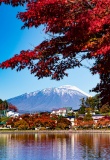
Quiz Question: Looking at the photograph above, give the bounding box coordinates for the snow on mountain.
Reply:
[59,85,91,97]
[7,85,91,113]
[26,91,39,98]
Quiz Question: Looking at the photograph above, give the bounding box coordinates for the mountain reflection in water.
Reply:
[0,133,110,160]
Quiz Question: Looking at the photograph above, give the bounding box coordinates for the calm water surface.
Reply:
[0,132,110,160]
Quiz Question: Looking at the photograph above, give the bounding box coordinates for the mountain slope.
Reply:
[7,85,91,113]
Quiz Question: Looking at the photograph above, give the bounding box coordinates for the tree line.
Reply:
[7,112,71,130]
[79,95,110,114]
[0,99,18,112]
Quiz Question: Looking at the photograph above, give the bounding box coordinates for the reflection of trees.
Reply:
[6,133,72,159]
[6,133,71,146]
[76,133,110,159]
[1,133,110,159]
[0,134,8,153]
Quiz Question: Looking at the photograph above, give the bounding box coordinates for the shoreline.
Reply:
[0,129,110,134]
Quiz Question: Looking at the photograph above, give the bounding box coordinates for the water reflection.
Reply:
[0,133,110,160]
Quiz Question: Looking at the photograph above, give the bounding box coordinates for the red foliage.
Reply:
[96,116,110,128]
[0,0,109,80]
[8,103,18,112]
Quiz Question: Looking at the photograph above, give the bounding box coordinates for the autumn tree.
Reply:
[7,117,20,127]
[82,120,94,129]
[14,119,29,130]
[57,117,71,129]
[0,0,110,105]
[34,117,55,129]
[96,116,110,128]
[100,103,110,113]
[74,117,84,129]
[8,103,18,112]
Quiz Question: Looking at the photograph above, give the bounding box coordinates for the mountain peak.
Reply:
[8,84,91,113]
[59,85,91,97]
[59,85,79,90]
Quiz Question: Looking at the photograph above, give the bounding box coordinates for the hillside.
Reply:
[7,85,91,113]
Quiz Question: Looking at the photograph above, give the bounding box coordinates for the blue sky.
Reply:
[0,4,99,100]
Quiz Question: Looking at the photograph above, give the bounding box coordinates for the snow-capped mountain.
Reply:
[7,85,91,113]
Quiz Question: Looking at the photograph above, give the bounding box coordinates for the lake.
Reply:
[0,132,110,160]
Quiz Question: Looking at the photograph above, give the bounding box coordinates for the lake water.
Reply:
[0,132,110,160]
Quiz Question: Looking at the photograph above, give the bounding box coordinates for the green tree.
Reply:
[79,95,101,114]
[84,112,93,121]
[0,99,9,114]
[92,94,101,110]
[79,98,86,114]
